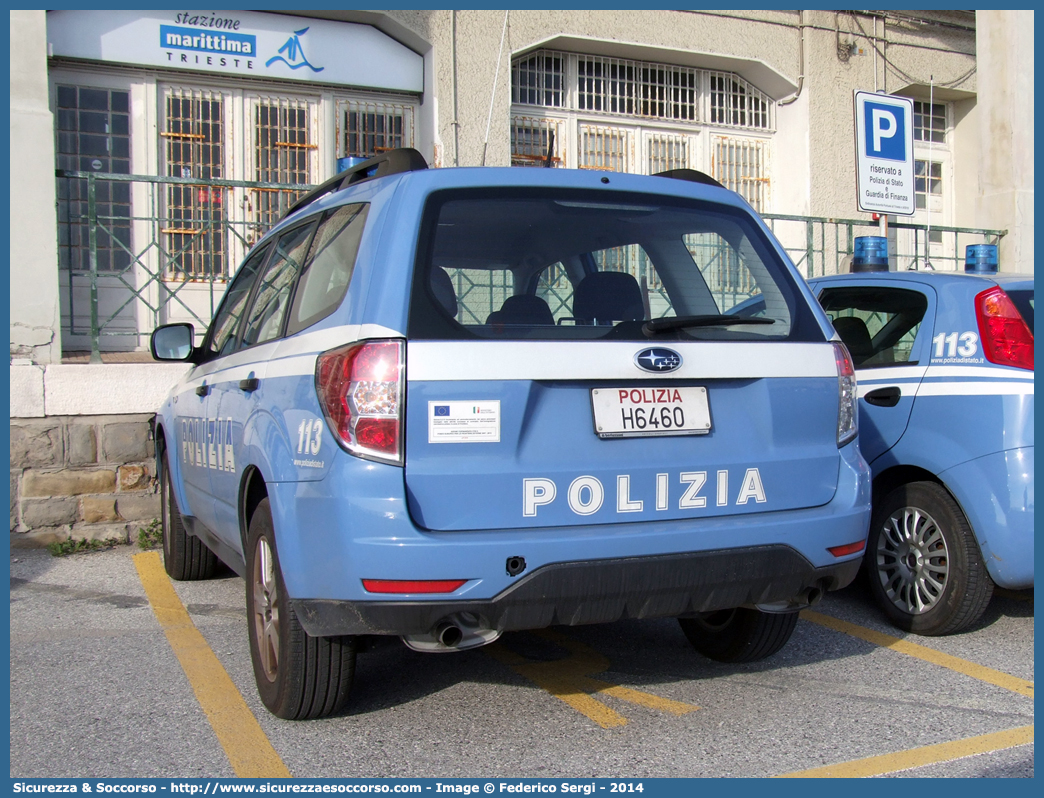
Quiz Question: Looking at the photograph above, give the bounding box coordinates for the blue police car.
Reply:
[150,150,871,718]
[807,253,1033,636]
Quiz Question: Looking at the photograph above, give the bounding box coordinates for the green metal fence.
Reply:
[57,170,1006,361]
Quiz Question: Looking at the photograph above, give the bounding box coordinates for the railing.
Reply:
[56,170,317,362]
[57,170,1006,361]
[761,213,1006,278]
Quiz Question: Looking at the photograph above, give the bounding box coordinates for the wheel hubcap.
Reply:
[875,506,949,615]
[252,537,280,682]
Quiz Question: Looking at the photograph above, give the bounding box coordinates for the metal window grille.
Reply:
[708,72,773,132]
[510,116,564,166]
[252,97,316,234]
[579,124,631,172]
[576,56,699,123]
[339,99,414,159]
[684,233,757,308]
[913,101,946,143]
[712,136,769,211]
[161,87,228,280]
[511,50,565,108]
[646,133,690,174]
[55,85,132,273]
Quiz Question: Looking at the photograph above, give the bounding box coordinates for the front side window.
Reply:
[410,189,809,342]
[818,286,928,367]
[206,244,270,358]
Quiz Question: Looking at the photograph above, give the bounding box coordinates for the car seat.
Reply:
[572,271,644,325]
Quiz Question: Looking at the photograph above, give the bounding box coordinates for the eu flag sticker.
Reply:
[428,401,501,443]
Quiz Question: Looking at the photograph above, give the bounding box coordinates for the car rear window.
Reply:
[1006,289,1034,333]
[408,188,819,342]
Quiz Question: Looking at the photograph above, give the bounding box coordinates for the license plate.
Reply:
[591,386,711,438]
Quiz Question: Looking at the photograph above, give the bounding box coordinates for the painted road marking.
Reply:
[802,610,1034,698]
[487,628,698,728]
[133,551,290,778]
[777,725,1034,778]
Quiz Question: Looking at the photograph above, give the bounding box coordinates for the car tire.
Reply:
[160,449,219,581]
[868,481,993,636]
[246,498,356,720]
[678,608,799,663]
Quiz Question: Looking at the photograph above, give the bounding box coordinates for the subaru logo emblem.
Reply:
[634,347,682,373]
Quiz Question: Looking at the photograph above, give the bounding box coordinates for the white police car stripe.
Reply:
[407,341,838,381]
[916,382,1034,397]
[925,365,1035,380]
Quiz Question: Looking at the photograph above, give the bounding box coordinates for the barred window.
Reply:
[712,136,768,212]
[708,72,771,131]
[512,51,565,108]
[510,116,564,167]
[512,50,772,131]
[339,99,414,160]
[913,101,946,143]
[252,96,317,233]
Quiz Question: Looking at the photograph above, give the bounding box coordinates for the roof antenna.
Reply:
[543,130,555,168]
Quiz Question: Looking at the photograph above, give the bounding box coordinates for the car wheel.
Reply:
[868,481,993,636]
[246,498,356,720]
[678,607,799,663]
[160,449,219,581]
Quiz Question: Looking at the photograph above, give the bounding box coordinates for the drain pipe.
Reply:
[451,10,460,167]
[778,10,805,106]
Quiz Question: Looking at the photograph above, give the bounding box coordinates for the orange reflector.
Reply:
[828,540,866,558]
[362,579,467,594]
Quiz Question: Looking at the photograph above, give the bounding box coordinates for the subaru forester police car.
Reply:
[150,149,871,719]
[807,261,1033,636]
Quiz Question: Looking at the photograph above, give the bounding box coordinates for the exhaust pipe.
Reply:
[436,622,463,648]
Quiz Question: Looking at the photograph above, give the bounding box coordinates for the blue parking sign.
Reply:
[863,100,907,161]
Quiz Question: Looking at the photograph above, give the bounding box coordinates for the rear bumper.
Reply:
[292,545,862,637]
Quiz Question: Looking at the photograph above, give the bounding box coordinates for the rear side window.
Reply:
[287,203,369,335]
[409,189,813,342]
[818,286,928,367]
[206,244,270,358]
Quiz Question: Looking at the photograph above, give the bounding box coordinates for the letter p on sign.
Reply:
[864,100,906,161]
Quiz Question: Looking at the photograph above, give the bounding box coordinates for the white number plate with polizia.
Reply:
[591,387,711,439]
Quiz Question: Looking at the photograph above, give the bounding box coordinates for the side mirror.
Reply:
[151,323,198,362]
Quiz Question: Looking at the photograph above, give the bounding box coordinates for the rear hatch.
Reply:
[403,187,841,531]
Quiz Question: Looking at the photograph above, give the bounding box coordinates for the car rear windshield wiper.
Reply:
[642,315,777,335]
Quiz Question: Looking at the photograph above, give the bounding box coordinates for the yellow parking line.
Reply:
[802,610,1034,698]
[777,725,1034,778]
[133,552,291,778]
[486,628,698,728]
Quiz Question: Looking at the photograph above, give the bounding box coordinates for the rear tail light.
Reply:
[828,539,866,558]
[975,286,1034,371]
[362,579,467,594]
[834,342,858,447]
[316,339,405,465]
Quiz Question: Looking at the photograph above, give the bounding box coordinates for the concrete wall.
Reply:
[976,10,1034,273]
[10,10,61,364]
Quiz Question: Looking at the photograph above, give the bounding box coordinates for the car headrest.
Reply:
[572,271,644,325]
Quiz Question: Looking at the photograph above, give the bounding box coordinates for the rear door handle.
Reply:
[239,377,260,393]
[195,383,210,397]
[864,386,901,407]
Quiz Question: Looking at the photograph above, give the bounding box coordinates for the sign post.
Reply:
[854,91,915,217]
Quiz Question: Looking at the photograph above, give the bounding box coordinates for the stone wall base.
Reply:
[10,414,159,547]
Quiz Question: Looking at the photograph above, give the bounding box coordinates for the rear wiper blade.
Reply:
[642,315,777,335]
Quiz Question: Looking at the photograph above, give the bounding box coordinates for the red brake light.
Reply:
[362,579,467,594]
[828,540,866,558]
[316,339,404,464]
[975,287,1034,371]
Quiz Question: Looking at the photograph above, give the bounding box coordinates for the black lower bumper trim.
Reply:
[292,545,861,638]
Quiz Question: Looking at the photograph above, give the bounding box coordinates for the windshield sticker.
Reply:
[429,401,501,443]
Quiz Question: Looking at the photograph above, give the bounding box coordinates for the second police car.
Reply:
[808,243,1033,636]
[151,150,871,719]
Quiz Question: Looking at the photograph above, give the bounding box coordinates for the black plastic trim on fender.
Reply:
[291,545,862,638]
[181,515,246,577]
